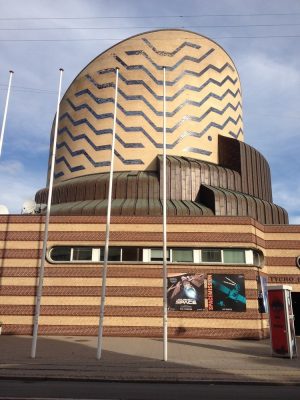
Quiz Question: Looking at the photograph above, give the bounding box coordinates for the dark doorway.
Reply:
[291,292,300,335]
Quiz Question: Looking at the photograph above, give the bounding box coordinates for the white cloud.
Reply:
[0,159,23,175]
[0,158,44,213]
[0,167,44,213]
[240,53,300,91]
[273,181,300,224]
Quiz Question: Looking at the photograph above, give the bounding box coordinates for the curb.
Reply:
[0,375,299,386]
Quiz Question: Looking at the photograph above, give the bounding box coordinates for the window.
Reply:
[122,247,143,262]
[50,247,71,262]
[72,247,93,261]
[150,248,170,262]
[223,249,246,264]
[253,251,262,267]
[172,248,193,262]
[202,249,222,263]
[48,246,263,266]
[102,247,121,262]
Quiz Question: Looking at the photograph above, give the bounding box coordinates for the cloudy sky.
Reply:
[0,0,300,223]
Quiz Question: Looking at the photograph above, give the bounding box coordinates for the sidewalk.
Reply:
[0,336,299,385]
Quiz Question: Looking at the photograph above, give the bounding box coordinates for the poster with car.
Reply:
[167,273,205,311]
[207,273,246,312]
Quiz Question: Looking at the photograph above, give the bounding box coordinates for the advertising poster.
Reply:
[207,274,246,312]
[258,275,268,313]
[268,289,289,356]
[167,273,205,311]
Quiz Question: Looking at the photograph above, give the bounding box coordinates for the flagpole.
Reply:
[163,66,168,362]
[31,68,64,359]
[0,70,14,158]
[97,67,119,360]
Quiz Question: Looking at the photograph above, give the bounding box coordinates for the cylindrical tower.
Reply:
[36,29,288,224]
[53,29,243,182]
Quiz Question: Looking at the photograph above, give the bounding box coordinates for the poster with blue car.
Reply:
[207,274,246,312]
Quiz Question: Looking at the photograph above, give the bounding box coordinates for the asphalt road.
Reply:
[0,380,299,400]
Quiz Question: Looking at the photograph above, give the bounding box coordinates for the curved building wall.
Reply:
[54,29,243,182]
[1,214,300,339]
[37,135,288,224]
[38,29,288,224]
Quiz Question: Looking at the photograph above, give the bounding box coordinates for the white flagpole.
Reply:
[163,66,168,362]
[0,70,14,158]
[97,67,119,360]
[31,68,64,359]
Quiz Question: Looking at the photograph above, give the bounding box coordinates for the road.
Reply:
[0,380,299,400]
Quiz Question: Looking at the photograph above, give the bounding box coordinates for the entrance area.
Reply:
[291,292,300,335]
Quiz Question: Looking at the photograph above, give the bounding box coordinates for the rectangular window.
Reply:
[50,247,71,262]
[253,251,261,266]
[150,248,170,262]
[121,247,143,262]
[72,247,93,261]
[172,248,193,262]
[100,247,121,262]
[201,249,222,263]
[223,249,245,264]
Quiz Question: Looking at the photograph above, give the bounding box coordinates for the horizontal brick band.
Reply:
[0,266,258,279]
[264,225,300,233]
[3,215,299,232]
[0,285,160,297]
[0,230,257,243]
[265,257,298,266]
[2,324,269,339]
[0,215,258,226]
[0,285,259,298]
[265,240,300,250]
[0,249,41,259]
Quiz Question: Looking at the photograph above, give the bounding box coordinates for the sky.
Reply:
[0,0,300,223]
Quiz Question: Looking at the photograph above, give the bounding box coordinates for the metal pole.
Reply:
[162,67,168,362]
[0,70,14,158]
[31,68,64,358]
[97,67,119,360]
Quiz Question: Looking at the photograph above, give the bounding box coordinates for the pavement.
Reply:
[0,335,299,385]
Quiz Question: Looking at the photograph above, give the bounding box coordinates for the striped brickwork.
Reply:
[2,215,299,339]
[52,29,243,182]
[263,225,300,290]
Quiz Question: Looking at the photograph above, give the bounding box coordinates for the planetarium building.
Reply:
[1,29,300,339]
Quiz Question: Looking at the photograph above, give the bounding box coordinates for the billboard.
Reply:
[207,274,246,312]
[167,273,205,311]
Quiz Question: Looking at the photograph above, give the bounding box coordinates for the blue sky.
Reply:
[0,0,300,223]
